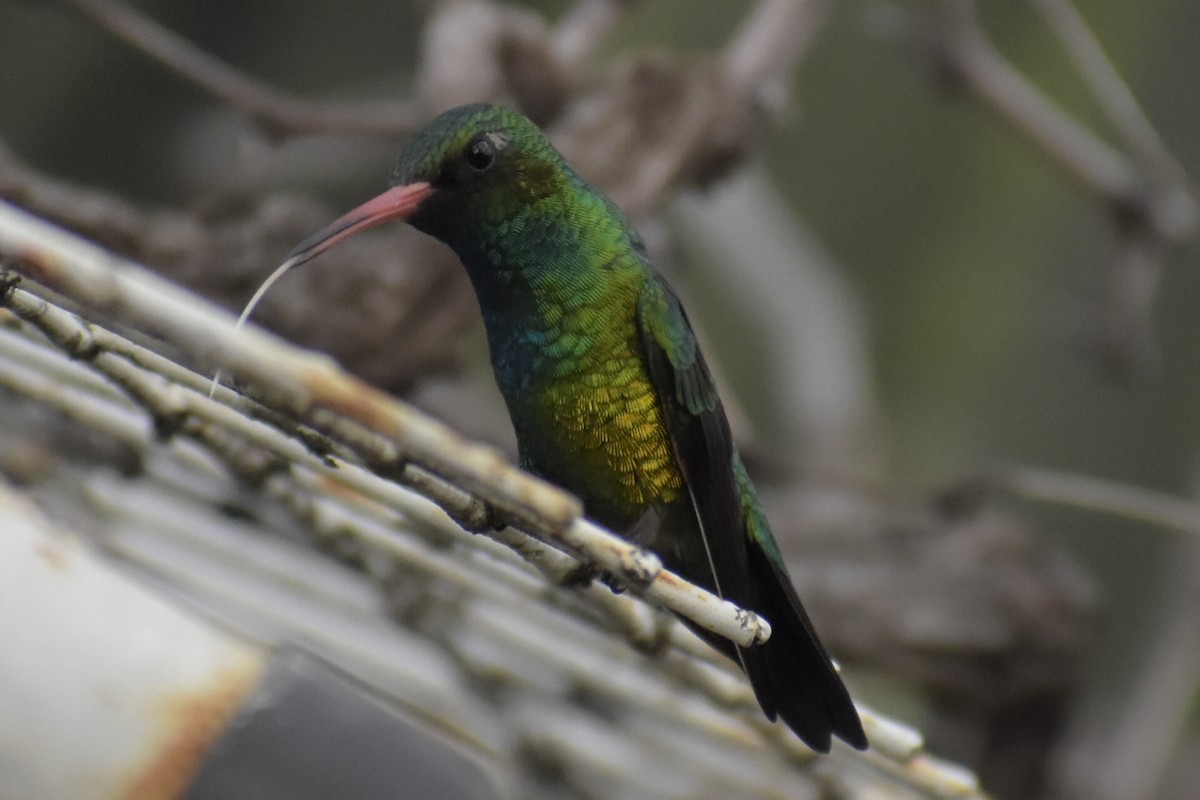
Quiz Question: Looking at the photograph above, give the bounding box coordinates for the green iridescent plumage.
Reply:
[301,103,866,752]
[394,105,688,531]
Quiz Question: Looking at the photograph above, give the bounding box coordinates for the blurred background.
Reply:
[1,1,1197,798]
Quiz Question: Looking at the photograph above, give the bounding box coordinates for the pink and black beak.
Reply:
[286,181,435,268]
[230,182,436,337]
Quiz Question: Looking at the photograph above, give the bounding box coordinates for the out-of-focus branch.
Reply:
[0,140,475,395]
[553,0,827,214]
[1033,0,1195,218]
[985,465,1200,537]
[901,0,1198,378]
[59,0,622,139]
[675,167,880,475]
[0,141,153,251]
[724,0,826,98]
[1099,228,1165,373]
[1051,538,1200,800]
[929,0,1140,206]
[51,0,824,218]
[552,0,640,75]
[946,460,1200,797]
[58,0,421,136]
[1027,0,1197,377]
[1089,538,1200,800]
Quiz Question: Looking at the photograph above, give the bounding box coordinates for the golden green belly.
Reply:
[514,346,685,531]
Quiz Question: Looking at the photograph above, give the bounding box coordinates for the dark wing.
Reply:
[636,275,868,752]
[635,276,750,602]
[738,460,868,751]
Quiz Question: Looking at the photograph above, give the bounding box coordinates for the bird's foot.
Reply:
[597,570,626,594]
[558,564,628,595]
[558,562,596,588]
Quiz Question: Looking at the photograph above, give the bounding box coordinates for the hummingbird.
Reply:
[283,103,866,752]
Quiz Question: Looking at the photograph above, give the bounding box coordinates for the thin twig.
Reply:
[724,0,826,95]
[932,0,1139,203]
[993,465,1200,536]
[1032,0,1196,214]
[60,0,421,137]
[1087,538,1200,800]
[1051,539,1200,800]
[922,0,1196,378]
[1032,0,1197,252]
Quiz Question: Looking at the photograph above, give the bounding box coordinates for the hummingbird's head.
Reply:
[392,103,568,240]
[286,104,574,269]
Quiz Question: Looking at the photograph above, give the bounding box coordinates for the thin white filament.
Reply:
[208,255,302,398]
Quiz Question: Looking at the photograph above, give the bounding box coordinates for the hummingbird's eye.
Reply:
[464,138,496,172]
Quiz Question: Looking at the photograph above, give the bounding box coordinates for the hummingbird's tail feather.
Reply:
[739,539,868,752]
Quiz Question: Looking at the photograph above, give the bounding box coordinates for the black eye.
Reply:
[464,138,496,171]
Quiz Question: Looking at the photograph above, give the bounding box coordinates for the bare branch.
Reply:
[1089,539,1200,800]
[551,0,828,215]
[1032,0,1198,231]
[911,0,1198,379]
[1096,227,1164,376]
[59,0,421,137]
[988,465,1200,536]
[1051,539,1200,800]
[724,0,826,97]
[930,0,1139,204]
